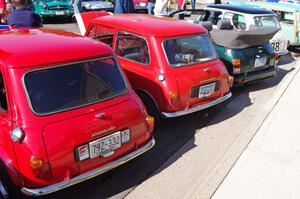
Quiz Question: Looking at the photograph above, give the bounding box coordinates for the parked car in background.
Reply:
[229,1,300,52]
[82,14,232,118]
[133,0,148,13]
[32,0,74,22]
[81,0,114,12]
[0,27,154,199]
[205,4,289,55]
[169,8,279,85]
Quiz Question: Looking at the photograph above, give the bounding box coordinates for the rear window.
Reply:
[163,35,218,68]
[254,15,280,27]
[24,58,127,115]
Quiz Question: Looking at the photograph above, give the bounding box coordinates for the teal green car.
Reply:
[32,0,74,22]
[169,7,279,85]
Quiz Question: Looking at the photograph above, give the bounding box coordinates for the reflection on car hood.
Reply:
[210,26,280,49]
[82,1,113,7]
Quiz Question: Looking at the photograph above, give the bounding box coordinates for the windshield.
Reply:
[163,35,218,68]
[24,58,127,115]
[254,15,280,28]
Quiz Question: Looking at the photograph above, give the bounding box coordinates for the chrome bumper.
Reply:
[21,137,155,196]
[162,92,232,118]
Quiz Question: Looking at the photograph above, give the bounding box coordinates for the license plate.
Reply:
[56,11,64,15]
[271,42,280,52]
[254,57,267,68]
[199,82,216,98]
[89,132,121,159]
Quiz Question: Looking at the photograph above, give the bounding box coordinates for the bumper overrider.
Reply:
[234,66,278,84]
[162,92,232,118]
[21,137,155,196]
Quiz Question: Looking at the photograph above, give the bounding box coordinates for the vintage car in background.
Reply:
[205,4,289,55]
[82,14,232,118]
[32,0,74,22]
[133,0,148,13]
[0,27,154,198]
[81,0,114,12]
[229,1,300,52]
[169,9,279,85]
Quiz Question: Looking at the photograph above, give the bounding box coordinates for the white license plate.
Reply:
[255,57,267,68]
[199,82,216,98]
[89,132,121,159]
[56,11,65,15]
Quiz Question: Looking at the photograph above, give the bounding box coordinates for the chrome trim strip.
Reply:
[161,92,232,118]
[21,137,155,196]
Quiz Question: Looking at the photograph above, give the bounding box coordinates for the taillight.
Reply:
[146,115,154,132]
[30,156,50,179]
[232,59,241,74]
[228,75,234,87]
[275,53,279,66]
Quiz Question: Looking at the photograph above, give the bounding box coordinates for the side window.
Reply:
[0,73,7,112]
[88,25,114,47]
[278,11,295,26]
[224,12,246,30]
[115,31,150,65]
[208,11,222,25]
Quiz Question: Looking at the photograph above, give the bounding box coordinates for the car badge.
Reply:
[92,126,116,137]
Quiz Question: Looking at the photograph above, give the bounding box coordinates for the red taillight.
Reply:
[228,75,234,87]
[275,53,279,66]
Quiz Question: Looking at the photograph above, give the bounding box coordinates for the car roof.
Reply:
[92,14,207,37]
[243,1,300,12]
[206,4,274,15]
[0,28,113,68]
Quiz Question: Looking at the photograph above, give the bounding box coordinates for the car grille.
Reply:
[48,5,68,10]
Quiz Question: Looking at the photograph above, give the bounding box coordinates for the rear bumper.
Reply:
[234,66,278,84]
[161,92,232,118]
[21,137,155,197]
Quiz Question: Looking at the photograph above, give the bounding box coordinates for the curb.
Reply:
[188,56,300,199]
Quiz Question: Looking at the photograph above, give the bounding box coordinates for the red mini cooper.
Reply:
[0,28,154,198]
[84,14,232,118]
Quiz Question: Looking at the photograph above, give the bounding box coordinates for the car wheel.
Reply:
[137,92,161,121]
[0,163,21,199]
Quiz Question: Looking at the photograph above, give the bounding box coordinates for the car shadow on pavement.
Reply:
[41,54,295,199]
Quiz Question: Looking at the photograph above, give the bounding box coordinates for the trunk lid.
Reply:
[175,59,228,108]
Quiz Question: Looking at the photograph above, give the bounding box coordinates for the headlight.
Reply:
[41,3,47,9]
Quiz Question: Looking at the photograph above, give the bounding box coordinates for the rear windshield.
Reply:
[24,58,127,115]
[163,35,218,68]
[254,15,280,27]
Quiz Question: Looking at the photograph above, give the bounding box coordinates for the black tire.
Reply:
[0,162,21,199]
[137,92,161,120]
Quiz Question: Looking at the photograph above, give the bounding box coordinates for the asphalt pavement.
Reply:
[42,21,299,199]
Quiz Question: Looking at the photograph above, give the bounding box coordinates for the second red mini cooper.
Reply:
[84,14,232,118]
